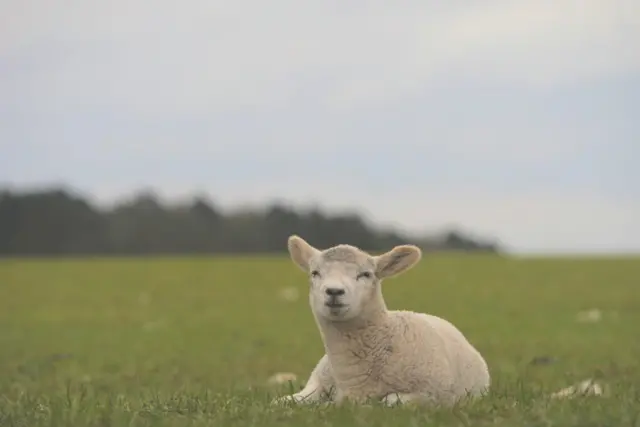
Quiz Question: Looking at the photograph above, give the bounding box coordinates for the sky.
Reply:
[1,0,639,254]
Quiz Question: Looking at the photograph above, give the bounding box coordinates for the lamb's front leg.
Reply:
[271,354,335,405]
[381,391,453,407]
[380,392,421,406]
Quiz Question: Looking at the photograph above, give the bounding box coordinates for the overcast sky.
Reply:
[1,0,639,253]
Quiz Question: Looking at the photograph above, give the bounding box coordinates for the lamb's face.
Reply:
[287,235,423,323]
[306,245,378,322]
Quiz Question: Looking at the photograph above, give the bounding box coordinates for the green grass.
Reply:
[1,254,639,426]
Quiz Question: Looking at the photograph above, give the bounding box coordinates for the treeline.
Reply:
[0,188,500,256]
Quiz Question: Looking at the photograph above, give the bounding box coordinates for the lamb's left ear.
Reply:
[374,245,422,279]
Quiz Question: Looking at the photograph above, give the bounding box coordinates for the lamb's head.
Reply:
[287,235,422,322]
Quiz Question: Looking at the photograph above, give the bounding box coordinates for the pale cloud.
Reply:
[2,0,638,114]
[325,0,640,109]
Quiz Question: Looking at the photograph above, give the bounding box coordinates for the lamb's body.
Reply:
[281,310,489,405]
[273,236,490,407]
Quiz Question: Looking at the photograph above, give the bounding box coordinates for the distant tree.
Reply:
[0,187,501,256]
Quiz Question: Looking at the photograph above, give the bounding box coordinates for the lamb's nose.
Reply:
[325,287,345,296]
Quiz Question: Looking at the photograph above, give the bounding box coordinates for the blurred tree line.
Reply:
[0,188,500,256]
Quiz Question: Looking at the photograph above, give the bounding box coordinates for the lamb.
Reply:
[271,235,490,407]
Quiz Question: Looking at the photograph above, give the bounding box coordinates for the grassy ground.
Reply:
[1,254,639,426]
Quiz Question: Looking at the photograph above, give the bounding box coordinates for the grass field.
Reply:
[1,254,639,426]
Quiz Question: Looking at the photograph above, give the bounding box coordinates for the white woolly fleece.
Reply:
[272,235,490,407]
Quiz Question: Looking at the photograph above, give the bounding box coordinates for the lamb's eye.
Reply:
[310,270,320,278]
[357,271,372,280]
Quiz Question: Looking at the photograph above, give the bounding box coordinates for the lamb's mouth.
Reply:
[324,301,346,309]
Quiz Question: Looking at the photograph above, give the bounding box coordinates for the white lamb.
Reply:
[272,235,490,407]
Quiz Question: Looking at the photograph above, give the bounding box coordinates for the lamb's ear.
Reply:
[374,245,422,279]
[287,235,320,272]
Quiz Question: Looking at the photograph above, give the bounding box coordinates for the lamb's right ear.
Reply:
[287,235,320,272]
